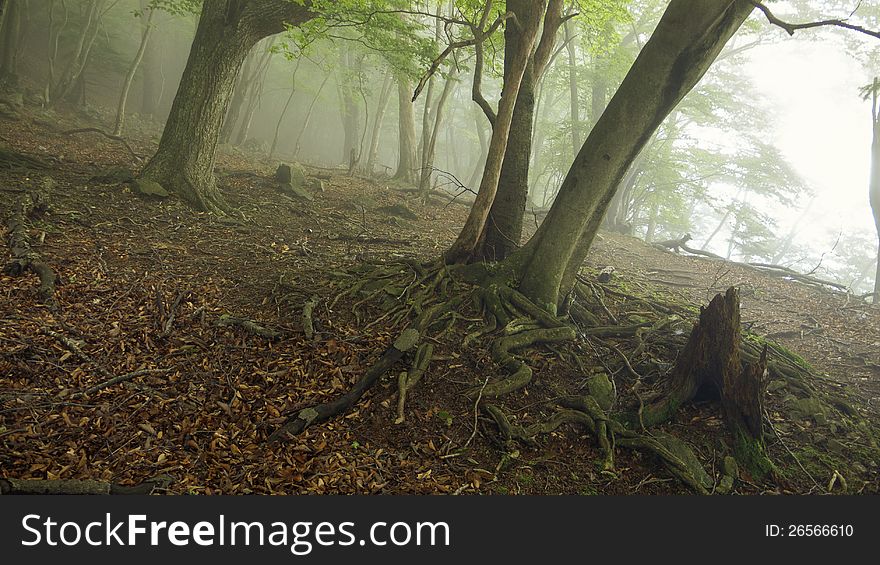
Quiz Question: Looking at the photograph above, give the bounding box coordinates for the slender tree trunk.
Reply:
[869,77,880,298]
[291,70,330,161]
[446,0,546,262]
[467,104,489,189]
[139,0,314,213]
[220,47,258,144]
[394,77,419,183]
[233,38,274,146]
[563,19,581,158]
[481,0,564,261]
[50,0,104,105]
[418,69,458,194]
[510,0,754,313]
[139,0,161,117]
[113,7,154,136]
[268,57,302,161]
[365,68,393,174]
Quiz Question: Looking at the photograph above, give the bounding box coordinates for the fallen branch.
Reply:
[217,314,281,339]
[302,295,319,340]
[269,329,420,441]
[0,476,171,495]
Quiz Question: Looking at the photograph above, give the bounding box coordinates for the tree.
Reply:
[139,0,315,213]
[509,0,756,313]
[867,77,880,298]
[479,0,565,261]
[113,4,156,135]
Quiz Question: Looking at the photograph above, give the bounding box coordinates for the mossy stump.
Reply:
[644,287,772,479]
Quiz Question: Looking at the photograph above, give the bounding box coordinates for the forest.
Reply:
[0,0,879,496]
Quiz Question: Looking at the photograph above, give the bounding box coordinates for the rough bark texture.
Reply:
[512,0,755,313]
[643,288,771,477]
[394,77,419,183]
[140,0,314,213]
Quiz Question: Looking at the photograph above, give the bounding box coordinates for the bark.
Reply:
[445,0,546,262]
[511,0,755,313]
[394,77,419,183]
[113,7,155,136]
[140,0,314,213]
[466,104,489,188]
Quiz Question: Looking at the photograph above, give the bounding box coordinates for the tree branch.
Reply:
[750,0,880,40]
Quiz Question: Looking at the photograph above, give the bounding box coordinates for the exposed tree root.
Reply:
[302,295,319,340]
[396,343,433,424]
[3,191,59,311]
[217,314,281,339]
[269,329,420,441]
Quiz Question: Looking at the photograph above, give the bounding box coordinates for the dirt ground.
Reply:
[2,100,878,495]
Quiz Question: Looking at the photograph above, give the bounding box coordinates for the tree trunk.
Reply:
[563,19,581,158]
[511,0,755,313]
[365,68,393,174]
[139,0,314,213]
[418,68,458,194]
[0,0,21,85]
[291,70,330,161]
[113,7,155,136]
[220,48,257,144]
[50,0,104,105]
[269,57,301,161]
[445,0,546,262]
[232,38,274,147]
[870,78,880,299]
[466,104,489,189]
[139,0,161,118]
[394,77,419,183]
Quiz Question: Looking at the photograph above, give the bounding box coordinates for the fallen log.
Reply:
[0,476,170,495]
[3,191,59,311]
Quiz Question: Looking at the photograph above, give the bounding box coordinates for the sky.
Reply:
[745,34,876,253]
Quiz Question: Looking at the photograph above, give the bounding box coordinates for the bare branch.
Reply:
[750,0,880,40]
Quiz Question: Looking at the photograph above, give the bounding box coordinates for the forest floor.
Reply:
[1,99,879,495]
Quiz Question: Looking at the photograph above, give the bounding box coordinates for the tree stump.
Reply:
[644,287,772,478]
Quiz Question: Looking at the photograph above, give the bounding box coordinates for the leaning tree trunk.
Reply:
[139,0,314,213]
[394,77,419,183]
[113,7,154,136]
[511,0,755,314]
[365,68,393,174]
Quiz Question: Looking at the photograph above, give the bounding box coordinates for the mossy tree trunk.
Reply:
[139,0,314,213]
[508,0,755,313]
[0,0,22,86]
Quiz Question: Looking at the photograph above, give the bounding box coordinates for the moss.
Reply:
[732,428,774,481]
[743,332,813,373]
